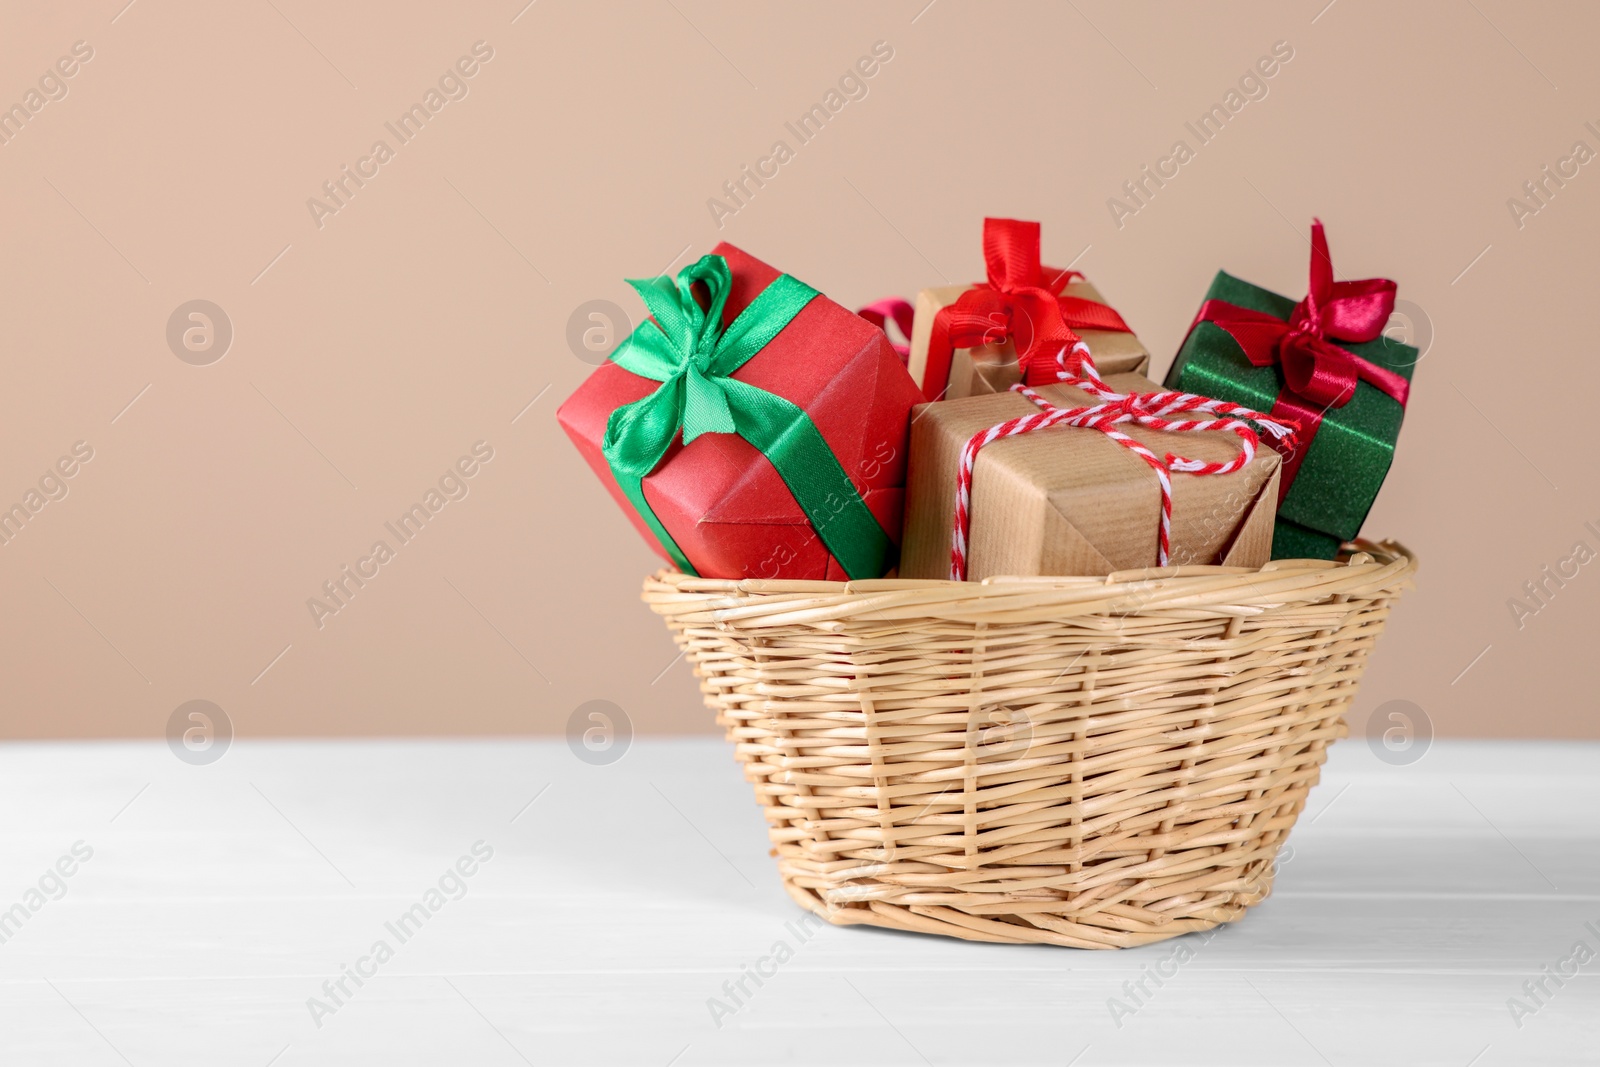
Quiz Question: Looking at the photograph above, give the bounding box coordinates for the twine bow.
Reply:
[922,218,1132,399]
[950,345,1298,581]
[603,253,893,579]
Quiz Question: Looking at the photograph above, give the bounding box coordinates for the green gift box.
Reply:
[1164,221,1416,560]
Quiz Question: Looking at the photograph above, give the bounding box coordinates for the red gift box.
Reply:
[558,243,921,581]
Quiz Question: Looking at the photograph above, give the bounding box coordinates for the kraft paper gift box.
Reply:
[1165,220,1416,560]
[558,243,922,581]
[903,218,1149,401]
[898,373,1283,580]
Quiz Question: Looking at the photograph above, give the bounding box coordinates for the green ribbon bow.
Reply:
[602,254,892,579]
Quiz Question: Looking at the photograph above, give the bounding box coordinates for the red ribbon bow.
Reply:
[922,218,1131,399]
[1190,219,1409,496]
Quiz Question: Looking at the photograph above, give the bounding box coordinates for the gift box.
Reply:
[904,218,1148,401]
[899,371,1284,580]
[1164,220,1416,560]
[558,244,921,581]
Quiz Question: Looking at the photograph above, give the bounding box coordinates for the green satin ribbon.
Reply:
[602,253,892,579]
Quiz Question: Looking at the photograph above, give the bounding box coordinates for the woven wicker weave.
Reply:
[643,541,1415,949]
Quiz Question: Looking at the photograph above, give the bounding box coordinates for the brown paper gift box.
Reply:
[904,279,1150,401]
[899,373,1282,580]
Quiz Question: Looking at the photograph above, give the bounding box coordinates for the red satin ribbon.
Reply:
[857,298,914,365]
[1189,219,1408,497]
[922,218,1131,399]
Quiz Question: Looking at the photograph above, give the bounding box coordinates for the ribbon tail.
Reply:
[1213,321,1293,367]
[922,304,959,400]
[722,379,893,580]
[1054,294,1131,335]
[1193,301,1293,365]
[601,381,698,575]
[1265,391,1325,501]
[1354,353,1411,407]
[1307,219,1334,306]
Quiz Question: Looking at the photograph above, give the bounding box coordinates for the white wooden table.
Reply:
[0,737,1594,1066]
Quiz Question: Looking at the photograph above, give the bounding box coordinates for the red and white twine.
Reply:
[949,342,1298,581]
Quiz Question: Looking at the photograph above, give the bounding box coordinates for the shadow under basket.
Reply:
[643,541,1416,949]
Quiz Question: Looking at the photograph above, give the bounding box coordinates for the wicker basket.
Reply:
[643,541,1415,948]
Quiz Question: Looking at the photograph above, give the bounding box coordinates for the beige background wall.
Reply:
[0,0,1594,740]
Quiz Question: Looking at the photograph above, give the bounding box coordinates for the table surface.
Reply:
[0,737,1595,1067]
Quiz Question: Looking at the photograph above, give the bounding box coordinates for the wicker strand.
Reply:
[645,541,1416,948]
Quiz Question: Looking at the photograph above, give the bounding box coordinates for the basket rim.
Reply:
[642,538,1415,626]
